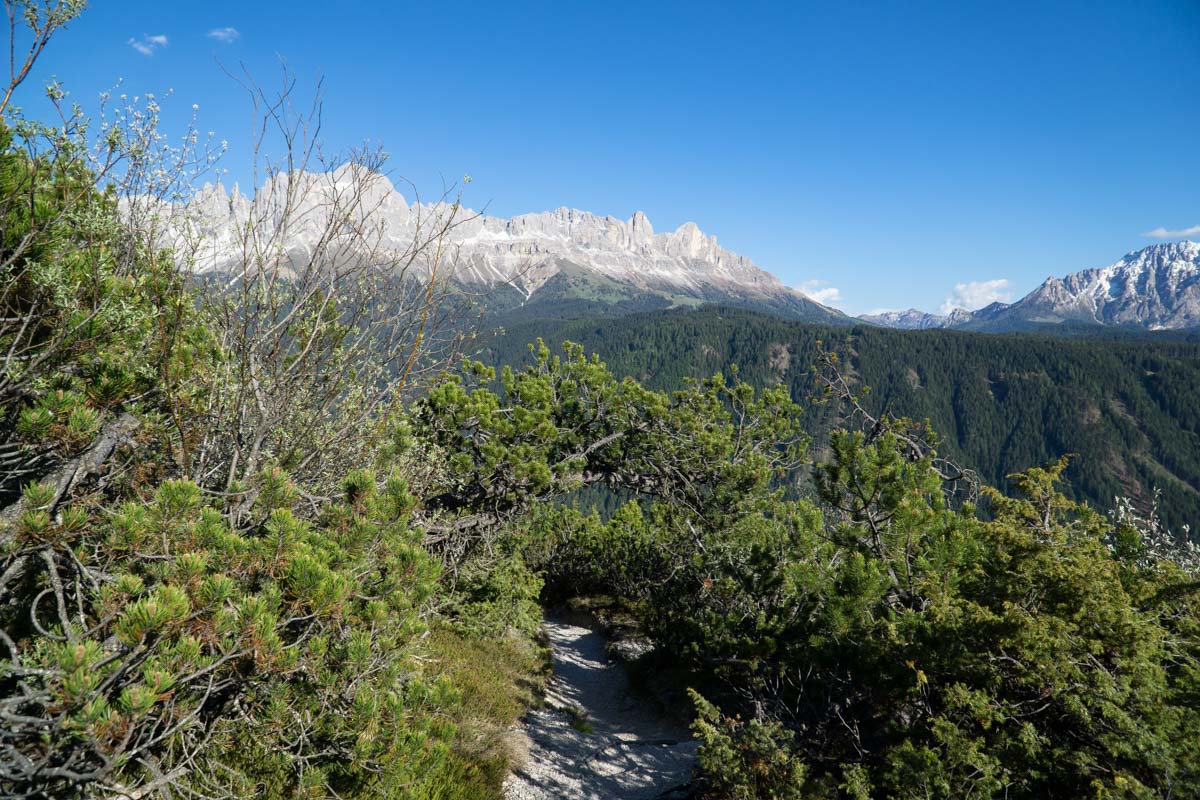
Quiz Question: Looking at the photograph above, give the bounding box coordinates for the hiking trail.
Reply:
[503,610,698,799]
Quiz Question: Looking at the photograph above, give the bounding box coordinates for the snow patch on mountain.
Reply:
[861,242,1200,331]
[1011,241,1200,329]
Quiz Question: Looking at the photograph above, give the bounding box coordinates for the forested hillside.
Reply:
[484,306,1200,534]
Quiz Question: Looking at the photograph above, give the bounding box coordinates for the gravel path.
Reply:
[503,610,698,800]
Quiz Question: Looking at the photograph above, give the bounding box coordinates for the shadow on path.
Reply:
[504,610,697,800]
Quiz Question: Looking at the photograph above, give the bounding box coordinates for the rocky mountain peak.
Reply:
[861,242,1200,332]
[628,210,654,239]
[152,168,845,322]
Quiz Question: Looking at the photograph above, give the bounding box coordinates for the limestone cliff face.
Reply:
[157,168,840,320]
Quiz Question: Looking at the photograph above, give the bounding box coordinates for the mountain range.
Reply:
[165,168,842,324]
[861,241,1200,332]
[164,169,1200,332]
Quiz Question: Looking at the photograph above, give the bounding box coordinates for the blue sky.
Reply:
[20,0,1200,315]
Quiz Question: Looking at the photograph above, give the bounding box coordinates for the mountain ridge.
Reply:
[161,168,846,324]
[155,169,1200,332]
[864,241,1200,332]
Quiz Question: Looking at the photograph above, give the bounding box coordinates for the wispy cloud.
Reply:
[941,278,1012,314]
[1143,224,1200,239]
[797,279,843,308]
[128,33,168,56]
[207,27,240,44]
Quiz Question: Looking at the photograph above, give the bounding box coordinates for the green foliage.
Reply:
[417,340,807,533]
[599,432,1198,798]
[452,555,544,638]
[420,627,549,800]
[692,689,810,800]
[437,342,1200,798]
[0,47,536,796]
[4,22,1198,794]
[2,468,467,798]
[483,306,1200,535]
[0,121,202,503]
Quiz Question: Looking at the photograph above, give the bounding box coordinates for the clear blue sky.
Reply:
[21,0,1200,315]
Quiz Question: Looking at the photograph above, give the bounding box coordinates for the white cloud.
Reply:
[797,279,843,308]
[940,278,1012,314]
[128,34,168,55]
[1143,224,1200,239]
[207,27,240,44]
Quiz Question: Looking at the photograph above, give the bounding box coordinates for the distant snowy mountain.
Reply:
[860,242,1200,332]
[993,241,1200,330]
[858,308,972,330]
[163,168,846,324]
